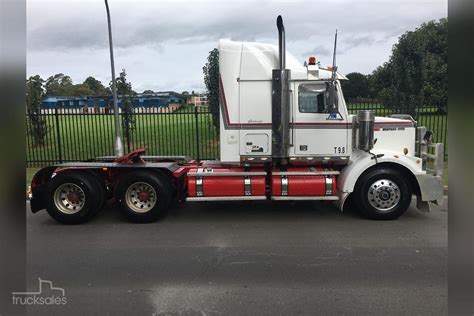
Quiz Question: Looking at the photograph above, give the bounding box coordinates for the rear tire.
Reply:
[86,171,107,213]
[354,168,412,220]
[116,171,172,223]
[45,171,104,224]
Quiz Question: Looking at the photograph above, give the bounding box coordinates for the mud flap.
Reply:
[416,195,432,213]
[30,166,57,213]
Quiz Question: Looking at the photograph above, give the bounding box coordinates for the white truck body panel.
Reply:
[218,39,415,164]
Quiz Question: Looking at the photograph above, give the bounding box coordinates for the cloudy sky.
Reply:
[27,0,447,93]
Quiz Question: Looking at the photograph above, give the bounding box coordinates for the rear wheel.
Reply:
[116,171,172,223]
[45,171,104,224]
[354,168,412,220]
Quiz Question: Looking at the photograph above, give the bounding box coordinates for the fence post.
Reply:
[54,109,63,163]
[125,121,131,153]
[194,106,200,160]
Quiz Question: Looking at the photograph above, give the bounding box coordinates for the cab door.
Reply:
[291,81,349,157]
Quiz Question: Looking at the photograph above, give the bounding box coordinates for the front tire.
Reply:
[116,171,172,223]
[354,168,412,220]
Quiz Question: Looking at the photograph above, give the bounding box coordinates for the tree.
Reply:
[341,72,370,99]
[83,76,109,95]
[44,74,110,97]
[369,63,393,100]
[70,83,94,96]
[26,75,48,146]
[44,73,73,96]
[111,70,136,96]
[111,69,136,147]
[142,89,155,94]
[202,48,219,130]
[370,18,447,114]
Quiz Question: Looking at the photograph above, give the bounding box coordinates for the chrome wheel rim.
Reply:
[367,179,401,212]
[125,182,157,213]
[53,183,86,214]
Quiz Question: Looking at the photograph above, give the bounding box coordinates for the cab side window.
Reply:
[298,84,326,113]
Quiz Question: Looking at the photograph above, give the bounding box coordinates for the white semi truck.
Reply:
[29,16,444,224]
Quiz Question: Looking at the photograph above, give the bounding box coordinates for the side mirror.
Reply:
[325,81,338,114]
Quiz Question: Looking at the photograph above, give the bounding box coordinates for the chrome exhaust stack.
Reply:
[272,15,291,164]
[277,15,286,70]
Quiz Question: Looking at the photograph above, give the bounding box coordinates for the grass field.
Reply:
[27,106,219,167]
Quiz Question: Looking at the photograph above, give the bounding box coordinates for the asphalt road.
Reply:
[25,198,447,315]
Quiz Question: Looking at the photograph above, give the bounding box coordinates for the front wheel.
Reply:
[354,168,412,220]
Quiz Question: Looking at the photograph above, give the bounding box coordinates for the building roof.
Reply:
[43,91,185,101]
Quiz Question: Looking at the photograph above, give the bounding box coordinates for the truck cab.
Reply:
[218,39,346,163]
[218,39,416,165]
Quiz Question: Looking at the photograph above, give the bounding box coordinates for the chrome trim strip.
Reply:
[196,168,203,197]
[273,171,340,176]
[288,156,350,161]
[325,176,333,196]
[187,196,267,201]
[244,176,251,196]
[271,196,339,201]
[240,156,350,163]
[281,175,288,196]
[196,177,203,197]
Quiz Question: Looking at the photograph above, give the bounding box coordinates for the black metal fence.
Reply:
[26,105,219,167]
[26,101,447,167]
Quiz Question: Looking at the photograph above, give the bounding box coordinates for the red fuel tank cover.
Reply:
[187,168,266,197]
[271,167,336,196]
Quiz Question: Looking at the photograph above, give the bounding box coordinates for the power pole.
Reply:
[104,0,123,156]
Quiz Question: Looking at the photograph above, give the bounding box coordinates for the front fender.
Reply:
[338,150,423,193]
[337,150,424,210]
